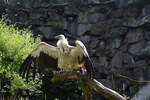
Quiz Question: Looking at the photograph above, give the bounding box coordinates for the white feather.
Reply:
[31,42,58,59]
[75,40,89,57]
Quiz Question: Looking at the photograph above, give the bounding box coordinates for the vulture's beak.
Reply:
[55,35,60,39]
[55,34,65,40]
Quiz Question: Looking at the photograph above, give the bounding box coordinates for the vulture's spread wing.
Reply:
[19,42,59,78]
[71,40,94,79]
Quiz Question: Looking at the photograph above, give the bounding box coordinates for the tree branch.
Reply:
[51,71,126,100]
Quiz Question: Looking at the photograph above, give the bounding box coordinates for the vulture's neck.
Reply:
[57,37,70,53]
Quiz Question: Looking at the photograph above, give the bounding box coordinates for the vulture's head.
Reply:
[55,34,65,40]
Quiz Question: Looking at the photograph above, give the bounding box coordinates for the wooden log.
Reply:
[51,71,126,100]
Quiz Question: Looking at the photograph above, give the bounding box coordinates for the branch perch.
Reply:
[51,71,126,100]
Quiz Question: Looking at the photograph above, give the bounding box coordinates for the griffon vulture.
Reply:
[19,34,94,79]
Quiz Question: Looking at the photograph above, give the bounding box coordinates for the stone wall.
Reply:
[1,0,150,97]
[75,5,150,96]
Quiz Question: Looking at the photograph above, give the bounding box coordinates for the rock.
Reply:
[123,53,135,67]
[104,47,116,58]
[90,49,97,55]
[133,67,145,81]
[144,66,150,79]
[123,16,150,27]
[23,0,32,8]
[78,12,89,24]
[37,26,54,39]
[105,37,122,52]
[30,0,42,8]
[88,13,105,24]
[109,27,128,38]
[107,27,128,39]
[47,11,60,21]
[95,41,106,56]
[141,43,150,57]
[64,21,78,35]
[107,18,123,28]
[116,0,128,8]
[141,4,150,16]
[111,8,124,18]
[106,38,122,50]
[89,38,99,49]
[111,51,135,68]
[79,35,91,46]
[134,60,147,68]
[124,29,143,43]
[98,40,106,50]
[97,56,108,67]
[119,44,128,52]
[111,51,124,68]
[144,31,150,41]
[111,38,122,49]
[18,12,29,24]
[77,24,92,36]
[123,6,139,18]
[30,10,42,20]
[88,0,100,4]
[90,21,108,36]
[128,41,146,56]
[93,56,108,79]
[41,2,50,7]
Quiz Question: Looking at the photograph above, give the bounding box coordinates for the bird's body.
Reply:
[55,34,81,70]
[19,34,94,79]
[58,51,79,70]
[57,46,82,70]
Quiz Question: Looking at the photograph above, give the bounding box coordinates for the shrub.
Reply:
[0,18,40,71]
[0,18,42,98]
[0,67,42,96]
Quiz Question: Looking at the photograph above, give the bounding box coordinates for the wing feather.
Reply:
[19,42,59,79]
[32,42,58,59]
[71,40,94,79]
[19,55,33,78]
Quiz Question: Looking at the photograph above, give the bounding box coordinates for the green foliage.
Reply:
[0,67,42,96]
[0,18,40,71]
[0,18,42,97]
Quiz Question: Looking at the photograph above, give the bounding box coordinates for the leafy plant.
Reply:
[0,17,40,71]
[0,17,42,98]
[0,67,42,96]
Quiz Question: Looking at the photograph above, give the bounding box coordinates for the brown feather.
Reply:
[19,52,58,79]
[19,55,33,78]
[83,56,94,79]
[37,52,58,72]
